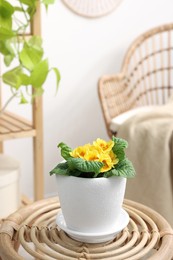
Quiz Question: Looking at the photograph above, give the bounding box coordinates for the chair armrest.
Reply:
[98,73,134,137]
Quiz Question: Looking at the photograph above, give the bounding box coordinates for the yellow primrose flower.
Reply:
[52,136,135,179]
[84,149,100,161]
[93,138,114,153]
[70,144,90,159]
[109,150,119,165]
[99,153,115,172]
[70,139,119,173]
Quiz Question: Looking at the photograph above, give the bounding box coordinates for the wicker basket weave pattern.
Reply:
[0,197,173,259]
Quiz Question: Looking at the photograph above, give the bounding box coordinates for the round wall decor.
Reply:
[61,0,123,18]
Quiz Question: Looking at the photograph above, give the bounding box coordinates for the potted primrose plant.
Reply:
[50,136,136,243]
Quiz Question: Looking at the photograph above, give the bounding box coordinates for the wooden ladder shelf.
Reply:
[0,2,44,204]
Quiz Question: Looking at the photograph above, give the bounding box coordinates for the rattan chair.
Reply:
[98,23,173,137]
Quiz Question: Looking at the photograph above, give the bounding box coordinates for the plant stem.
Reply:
[0,92,18,116]
[19,1,30,25]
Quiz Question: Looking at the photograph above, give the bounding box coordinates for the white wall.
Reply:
[4,0,173,199]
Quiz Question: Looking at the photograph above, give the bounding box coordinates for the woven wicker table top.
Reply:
[0,197,173,260]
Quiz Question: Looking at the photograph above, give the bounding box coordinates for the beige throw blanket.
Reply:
[117,100,173,227]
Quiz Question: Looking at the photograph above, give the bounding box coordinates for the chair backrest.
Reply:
[122,23,173,107]
[98,24,173,137]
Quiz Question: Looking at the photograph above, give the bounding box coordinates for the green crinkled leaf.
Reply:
[69,169,83,177]
[112,136,128,161]
[58,142,72,160]
[50,161,82,177]
[67,157,103,175]
[30,59,49,88]
[103,168,119,178]
[49,162,69,176]
[112,136,128,149]
[115,158,136,178]
[103,159,135,178]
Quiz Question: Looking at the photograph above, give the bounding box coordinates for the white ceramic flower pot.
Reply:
[56,175,126,233]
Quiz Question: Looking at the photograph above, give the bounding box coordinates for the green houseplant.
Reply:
[50,136,136,243]
[0,0,60,115]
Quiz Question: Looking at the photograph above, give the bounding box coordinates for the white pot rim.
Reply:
[56,175,126,180]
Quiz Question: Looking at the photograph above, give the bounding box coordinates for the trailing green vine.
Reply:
[0,0,60,114]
